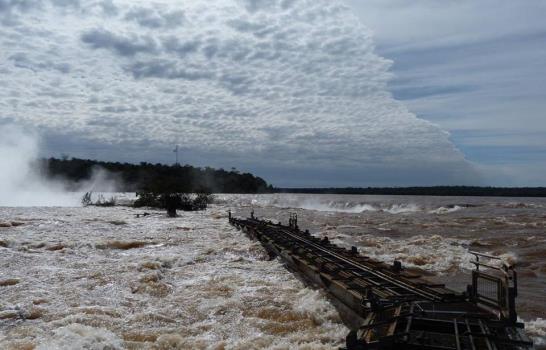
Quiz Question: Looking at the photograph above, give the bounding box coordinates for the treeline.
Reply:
[42,157,546,197]
[276,186,546,197]
[44,157,273,193]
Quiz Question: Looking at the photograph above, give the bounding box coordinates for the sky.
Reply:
[349,0,546,187]
[0,0,544,187]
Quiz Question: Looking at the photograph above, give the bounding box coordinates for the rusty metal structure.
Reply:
[229,212,534,350]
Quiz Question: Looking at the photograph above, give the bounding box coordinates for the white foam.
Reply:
[218,194,466,215]
[37,324,123,350]
[0,204,346,348]
[268,196,416,214]
[351,234,474,273]
[382,203,420,214]
[293,200,378,213]
[523,318,546,346]
[429,205,463,214]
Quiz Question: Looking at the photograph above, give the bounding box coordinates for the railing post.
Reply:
[508,270,518,324]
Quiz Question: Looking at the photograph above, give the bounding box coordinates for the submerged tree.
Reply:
[134,191,213,213]
[81,192,116,207]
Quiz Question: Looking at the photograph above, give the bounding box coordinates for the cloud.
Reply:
[9,52,70,73]
[162,36,201,56]
[97,0,116,15]
[0,0,40,13]
[81,28,158,56]
[126,59,213,80]
[124,7,184,28]
[240,0,276,13]
[0,0,40,25]
[99,105,137,113]
[0,0,481,186]
[50,0,79,8]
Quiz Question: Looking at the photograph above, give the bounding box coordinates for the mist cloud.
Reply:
[0,125,119,207]
[0,125,79,206]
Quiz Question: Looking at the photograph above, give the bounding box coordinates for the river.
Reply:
[1,193,545,348]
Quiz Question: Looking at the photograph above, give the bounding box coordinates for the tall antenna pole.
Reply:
[173,145,179,165]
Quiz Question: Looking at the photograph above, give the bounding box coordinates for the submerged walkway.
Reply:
[230,213,534,350]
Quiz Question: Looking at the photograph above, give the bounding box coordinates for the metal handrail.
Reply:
[469,251,502,260]
[469,250,518,323]
[470,261,510,276]
[469,251,514,272]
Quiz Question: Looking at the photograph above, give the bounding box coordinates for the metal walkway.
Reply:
[229,212,534,350]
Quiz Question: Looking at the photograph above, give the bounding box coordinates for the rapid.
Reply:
[1,193,546,348]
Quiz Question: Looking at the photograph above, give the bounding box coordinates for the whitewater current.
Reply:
[1,193,546,348]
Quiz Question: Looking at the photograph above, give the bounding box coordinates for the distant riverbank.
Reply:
[275,186,546,198]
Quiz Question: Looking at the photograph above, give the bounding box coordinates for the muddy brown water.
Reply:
[1,193,545,348]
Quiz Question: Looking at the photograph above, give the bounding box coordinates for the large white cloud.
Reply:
[0,0,479,185]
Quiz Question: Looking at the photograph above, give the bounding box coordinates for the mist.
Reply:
[0,125,119,207]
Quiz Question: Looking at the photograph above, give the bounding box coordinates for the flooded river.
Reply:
[1,194,545,348]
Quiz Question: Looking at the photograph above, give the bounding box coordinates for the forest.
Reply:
[44,157,273,194]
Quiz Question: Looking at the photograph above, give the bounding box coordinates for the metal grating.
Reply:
[476,273,503,304]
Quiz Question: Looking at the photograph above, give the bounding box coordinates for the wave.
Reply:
[345,234,474,273]
[428,205,463,214]
[383,203,421,214]
[523,317,546,346]
[280,199,379,213]
[498,202,543,209]
[217,194,465,215]
[319,232,520,274]
[272,199,425,214]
